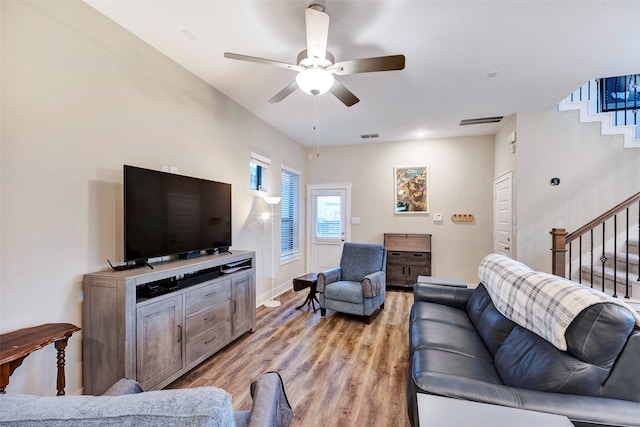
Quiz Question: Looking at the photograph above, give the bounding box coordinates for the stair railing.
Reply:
[551,191,640,298]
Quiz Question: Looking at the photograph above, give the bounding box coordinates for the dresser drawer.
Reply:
[185,279,231,315]
[406,252,430,265]
[185,301,230,338]
[386,251,407,263]
[186,322,231,366]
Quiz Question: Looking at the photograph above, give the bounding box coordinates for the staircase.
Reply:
[579,238,640,301]
[551,192,640,313]
[558,77,640,149]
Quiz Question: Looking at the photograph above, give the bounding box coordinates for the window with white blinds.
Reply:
[280,166,300,260]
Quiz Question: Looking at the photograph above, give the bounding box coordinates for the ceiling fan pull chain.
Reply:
[314,95,321,157]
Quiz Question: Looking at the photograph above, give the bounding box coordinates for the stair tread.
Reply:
[581,264,639,280]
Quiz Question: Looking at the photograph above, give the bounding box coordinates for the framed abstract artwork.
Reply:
[394,165,429,214]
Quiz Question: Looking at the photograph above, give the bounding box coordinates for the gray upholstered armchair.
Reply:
[317,242,387,324]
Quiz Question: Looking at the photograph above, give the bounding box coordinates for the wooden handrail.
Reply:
[566,191,640,243]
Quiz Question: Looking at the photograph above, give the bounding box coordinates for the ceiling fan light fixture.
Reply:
[296,68,334,96]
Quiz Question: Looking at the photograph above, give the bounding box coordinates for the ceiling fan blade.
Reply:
[305,6,330,62]
[330,79,359,107]
[332,55,406,76]
[224,52,301,72]
[268,81,299,103]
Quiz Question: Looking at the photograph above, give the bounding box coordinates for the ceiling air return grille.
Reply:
[459,116,504,126]
[360,133,380,139]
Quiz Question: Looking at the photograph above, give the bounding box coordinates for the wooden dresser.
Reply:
[384,234,431,288]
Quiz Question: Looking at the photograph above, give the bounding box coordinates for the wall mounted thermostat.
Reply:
[550,177,560,186]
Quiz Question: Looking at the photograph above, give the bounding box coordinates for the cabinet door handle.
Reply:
[204,336,217,345]
[408,266,411,275]
[402,266,405,275]
[177,325,182,343]
[233,300,237,314]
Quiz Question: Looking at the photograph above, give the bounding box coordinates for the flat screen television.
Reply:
[124,165,232,263]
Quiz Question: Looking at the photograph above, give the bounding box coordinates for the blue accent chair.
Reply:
[317,242,387,324]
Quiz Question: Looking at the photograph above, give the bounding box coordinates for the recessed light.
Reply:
[416,131,427,137]
[181,29,197,40]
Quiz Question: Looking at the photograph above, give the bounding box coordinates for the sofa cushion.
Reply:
[0,386,235,426]
[410,301,475,330]
[410,318,493,362]
[411,348,503,388]
[494,326,608,395]
[466,285,516,356]
[601,330,640,402]
[565,303,636,369]
[466,284,494,325]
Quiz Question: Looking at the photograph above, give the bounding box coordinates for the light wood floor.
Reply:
[168,288,413,427]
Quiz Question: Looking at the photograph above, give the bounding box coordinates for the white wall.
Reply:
[515,107,640,272]
[494,115,517,178]
[306,136,495,282]
[1,0,306,395]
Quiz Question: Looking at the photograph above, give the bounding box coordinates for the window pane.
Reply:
[280,168,299,258]
[249,163,259,190]
[315,195,341,239]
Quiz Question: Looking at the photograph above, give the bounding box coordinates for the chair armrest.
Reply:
[247,371,293,427]
[361,271,385,297]
[102,378,145,395]
[317,267,341,292]
[413,283,474,310]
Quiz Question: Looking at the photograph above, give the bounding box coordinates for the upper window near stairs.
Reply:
[601,74,639,111]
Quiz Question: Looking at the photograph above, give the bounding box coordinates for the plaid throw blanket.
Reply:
[478,253,640,351]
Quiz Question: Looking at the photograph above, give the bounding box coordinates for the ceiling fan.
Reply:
[224,3,405,107]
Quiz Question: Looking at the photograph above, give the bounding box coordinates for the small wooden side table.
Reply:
[293,273,319,312]
[0,323,80,395]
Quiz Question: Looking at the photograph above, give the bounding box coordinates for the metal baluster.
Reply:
[625,208,630,298]
[590,228,594,289]
[568,240,572,280]
[612,215,617,298]
[578,236,583,283]
[601,222,606,292]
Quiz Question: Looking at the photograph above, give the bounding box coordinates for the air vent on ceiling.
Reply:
[360,133,380,139]
[459,116,504,126]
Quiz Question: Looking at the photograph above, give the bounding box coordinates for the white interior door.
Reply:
[307,184,351,273]
[494,171,514,257]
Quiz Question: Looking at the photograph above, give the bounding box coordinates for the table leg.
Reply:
[0,363,9,394]
[295,285,319,312]
[0,357,27,394]
[55,338,69,396]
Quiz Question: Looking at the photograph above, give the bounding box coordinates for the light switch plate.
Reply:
[433,213,443,222]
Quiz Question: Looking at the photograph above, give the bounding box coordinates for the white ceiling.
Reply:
[85,0,640,148]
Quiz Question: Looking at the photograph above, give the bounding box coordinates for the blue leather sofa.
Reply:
[407,254,640,427]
